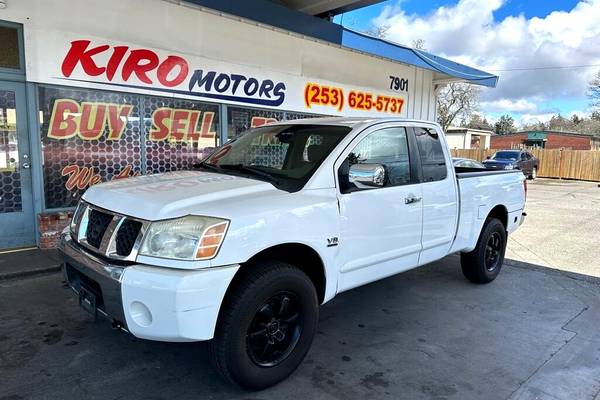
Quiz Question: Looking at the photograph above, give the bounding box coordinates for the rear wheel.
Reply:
[208,261,319,390]
[460,218,507,284]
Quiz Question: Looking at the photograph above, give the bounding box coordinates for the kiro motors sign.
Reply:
[60,40,287,107]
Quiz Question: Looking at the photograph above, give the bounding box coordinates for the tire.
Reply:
[528,167,537,180]
[208,261,319,390]
[460,218,507,284]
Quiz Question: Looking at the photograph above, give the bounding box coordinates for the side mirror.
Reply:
[349,163,386,188]
[486,155,491,159]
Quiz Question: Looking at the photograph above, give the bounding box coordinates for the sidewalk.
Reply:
[0,247,61,280]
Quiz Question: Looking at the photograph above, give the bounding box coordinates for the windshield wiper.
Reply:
[219,164,281,185]
[193,161,224,172]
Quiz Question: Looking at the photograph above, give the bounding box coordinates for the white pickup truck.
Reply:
[59,117,526,389]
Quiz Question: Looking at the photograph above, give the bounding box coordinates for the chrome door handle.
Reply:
[405,195,422,204]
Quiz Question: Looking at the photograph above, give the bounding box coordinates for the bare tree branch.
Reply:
[436,82,481,132]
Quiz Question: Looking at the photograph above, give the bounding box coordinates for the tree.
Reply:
[412,39,427,50]
[465,114,493,131]
[436,82,481,132]
[547,114,573,132]
[494,115,515,135]
[365,24,390,39]
[588,70,600,109]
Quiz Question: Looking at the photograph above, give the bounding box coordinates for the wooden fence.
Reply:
[450,148,600,182]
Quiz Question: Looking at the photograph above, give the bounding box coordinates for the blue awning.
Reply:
[341,29,498,88]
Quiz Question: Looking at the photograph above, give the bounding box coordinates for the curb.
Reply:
[0,265,62,281]
[505,259,600,286]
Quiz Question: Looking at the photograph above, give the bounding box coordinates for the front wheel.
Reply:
[208,261,319,390]
[529,167,537,180]
[460,218,507,284]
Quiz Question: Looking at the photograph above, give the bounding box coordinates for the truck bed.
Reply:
[450,168,525,254]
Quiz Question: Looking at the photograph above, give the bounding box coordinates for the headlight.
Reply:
[139,216,229,260]
[504,164,514,170]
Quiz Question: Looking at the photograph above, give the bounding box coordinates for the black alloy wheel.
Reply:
[246,292,303,367]
[460,217,507,284]
[485,232,502,272]
[208,261,319,390]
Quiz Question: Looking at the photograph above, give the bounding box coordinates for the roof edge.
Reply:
[183,0,499,88]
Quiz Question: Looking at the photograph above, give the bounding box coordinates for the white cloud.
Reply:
[480,98,538,113]
[519,113,556,125]
[373,0,600,115]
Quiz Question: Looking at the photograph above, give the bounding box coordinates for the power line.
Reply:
[488,63,600,72]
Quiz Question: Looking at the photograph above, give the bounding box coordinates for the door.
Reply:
[0,81,35,248]
[412,126,458,266]
[335,125,423,292]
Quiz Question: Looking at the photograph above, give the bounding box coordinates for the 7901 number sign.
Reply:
[389,76,409,92]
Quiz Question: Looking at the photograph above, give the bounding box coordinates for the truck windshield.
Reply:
[491,151,520,161]
[198,124,351,192]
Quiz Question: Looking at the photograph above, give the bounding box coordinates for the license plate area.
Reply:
[78,286,97,319]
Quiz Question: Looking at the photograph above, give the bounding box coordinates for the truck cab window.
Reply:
[414,127,447,182]
[340,127,411,192]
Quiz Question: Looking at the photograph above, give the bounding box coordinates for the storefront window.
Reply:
[143,96,219,174]
[0,26,21,70]
[39,86,143,209]
[39,85,222,209]
[0,89,21,213]
[283,111,321,121]
[227,106,284,140]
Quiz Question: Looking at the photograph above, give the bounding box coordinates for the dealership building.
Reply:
[0,0,497,250]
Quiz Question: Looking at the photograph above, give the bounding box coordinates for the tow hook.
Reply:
[111,320,127,332]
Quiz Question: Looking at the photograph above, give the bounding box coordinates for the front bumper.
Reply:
[59,233,240,342]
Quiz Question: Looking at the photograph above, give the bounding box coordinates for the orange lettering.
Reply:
[79,102,107,140]
[48,99,80,139]
[171,110,189,142]
[149,108,172,141]
[106,104,133,140]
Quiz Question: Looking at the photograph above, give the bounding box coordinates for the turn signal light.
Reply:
[196,221,229,260]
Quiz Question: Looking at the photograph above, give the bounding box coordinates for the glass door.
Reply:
[0,81,34,249]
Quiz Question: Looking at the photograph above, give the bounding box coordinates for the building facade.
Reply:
[445,128,492,149]
[0,0,496,250]
[491,131,600,150]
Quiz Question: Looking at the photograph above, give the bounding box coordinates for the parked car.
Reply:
[453,157,485,169]
[483,150,539,179]
[59,118,527,389]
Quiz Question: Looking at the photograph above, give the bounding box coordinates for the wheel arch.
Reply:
[227,242,327,305]
[487,204,508,230]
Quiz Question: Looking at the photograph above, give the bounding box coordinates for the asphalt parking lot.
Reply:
[2,254,600,400]
[506,178,600,278]
[2,177,600,400]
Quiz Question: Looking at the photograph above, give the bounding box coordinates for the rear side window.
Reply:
[414,127,447,182]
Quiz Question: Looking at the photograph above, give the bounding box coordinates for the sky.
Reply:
[333,0,600,125]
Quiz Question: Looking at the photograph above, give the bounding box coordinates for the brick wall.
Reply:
[490,134,527,149]
[38,211,73,249]
[546,134,591,150]
[490,133,592,150]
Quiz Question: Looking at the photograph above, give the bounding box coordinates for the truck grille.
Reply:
[86,209,114,248]
[116,219,143,256]
[71,201,147,261]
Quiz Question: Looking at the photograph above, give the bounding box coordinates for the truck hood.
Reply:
[82,171,282,220]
